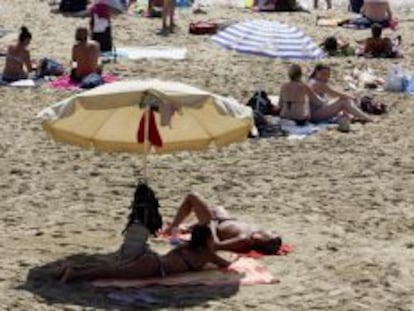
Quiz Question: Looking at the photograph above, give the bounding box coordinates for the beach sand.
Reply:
[1,0,414,310]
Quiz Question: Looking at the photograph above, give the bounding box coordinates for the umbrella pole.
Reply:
[143,105,150,183]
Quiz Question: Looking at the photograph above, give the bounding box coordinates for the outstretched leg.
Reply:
[165,192,214,234]
[311,98,372,122]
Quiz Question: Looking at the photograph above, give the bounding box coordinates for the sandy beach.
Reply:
[1,0,414,310]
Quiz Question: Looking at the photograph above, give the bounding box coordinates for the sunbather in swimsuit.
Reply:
[59,225,231,283]
[164,192,282,255]
[2,26,33,83]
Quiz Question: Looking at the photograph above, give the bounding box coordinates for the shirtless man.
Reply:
[278,64,318,125]
[71,27,101,81]
[363,23,393,57]
[2,26,34,82]
[164,192,282,255]
[360,0,392,24]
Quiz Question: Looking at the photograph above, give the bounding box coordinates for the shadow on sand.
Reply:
[20,252,241,309]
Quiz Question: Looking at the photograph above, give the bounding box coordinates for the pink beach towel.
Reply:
[48,74,118,91]
[92,257,278,288]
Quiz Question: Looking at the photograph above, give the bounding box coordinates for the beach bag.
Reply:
[384,64,409,92]
[59,0,87,12]
[189,21,218,35]
[80,73,104,89]
[38,58,65,77]
[359,96,387,115]
[247,90,275,115]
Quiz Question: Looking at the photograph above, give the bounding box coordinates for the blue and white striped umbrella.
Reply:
[212,20,325,60]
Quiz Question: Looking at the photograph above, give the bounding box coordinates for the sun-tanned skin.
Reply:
[2,27,34,81]
[71,27,101,80]
[59,225,231,283]
[360,0,392,22]
[164,192,282,254]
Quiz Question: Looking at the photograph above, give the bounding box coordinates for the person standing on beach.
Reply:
[314,0,332,10]
[88,1,113,52]
[159,0,176,35]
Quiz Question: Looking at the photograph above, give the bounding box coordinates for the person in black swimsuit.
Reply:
[164,192,282,255]
[59,225,231,283]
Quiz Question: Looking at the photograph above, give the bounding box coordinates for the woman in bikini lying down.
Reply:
[164,192,282,255]
[59,225,231,283]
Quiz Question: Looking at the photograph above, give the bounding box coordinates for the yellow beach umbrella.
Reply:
[38,79,253,179]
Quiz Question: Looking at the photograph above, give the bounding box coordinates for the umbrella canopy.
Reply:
[38,80,253,154]
[212,20,325,60]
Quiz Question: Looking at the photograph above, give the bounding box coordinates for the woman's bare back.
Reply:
[279,81,309,121]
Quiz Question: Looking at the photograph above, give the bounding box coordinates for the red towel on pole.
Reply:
[137,110,163,147]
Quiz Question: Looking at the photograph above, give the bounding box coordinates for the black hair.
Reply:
[371,23,383,39]
[322,36,338,55]
[189,224,212,250]
[19,26,32,43]
[309,63,331,80]
[252,236,282,255]
[122,183,163,236]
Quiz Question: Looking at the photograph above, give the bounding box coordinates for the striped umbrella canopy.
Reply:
[212,20,325,60]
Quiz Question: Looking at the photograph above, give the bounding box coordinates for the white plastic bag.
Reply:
[384,64,409,92]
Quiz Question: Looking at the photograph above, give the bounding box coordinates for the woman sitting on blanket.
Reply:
[164,192,282,255]
[308,64,372,123]
[71,27,101,82]
[59,225,232,283]
[360,0,393,27]
[2,26,35,82]
[278,64,316,125]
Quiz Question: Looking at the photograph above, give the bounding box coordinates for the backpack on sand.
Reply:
[189,21,218,35]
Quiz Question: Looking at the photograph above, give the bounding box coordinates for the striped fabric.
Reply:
[212,20,325,60]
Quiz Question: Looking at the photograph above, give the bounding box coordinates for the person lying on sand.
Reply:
[321,36,355,57]
[308,64,373,123]
[163,192,282,255]
[59,225,232,283]
[70,27,101,82]
[2,26,36,82]
[278,64,319,125]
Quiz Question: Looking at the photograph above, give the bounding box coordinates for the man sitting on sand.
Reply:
[163,192,282,255]
[70,27,101,82]
[360,0,393,27]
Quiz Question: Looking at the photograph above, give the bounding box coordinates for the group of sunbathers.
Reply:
[279,63,373,128]
[56,185,282,283]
